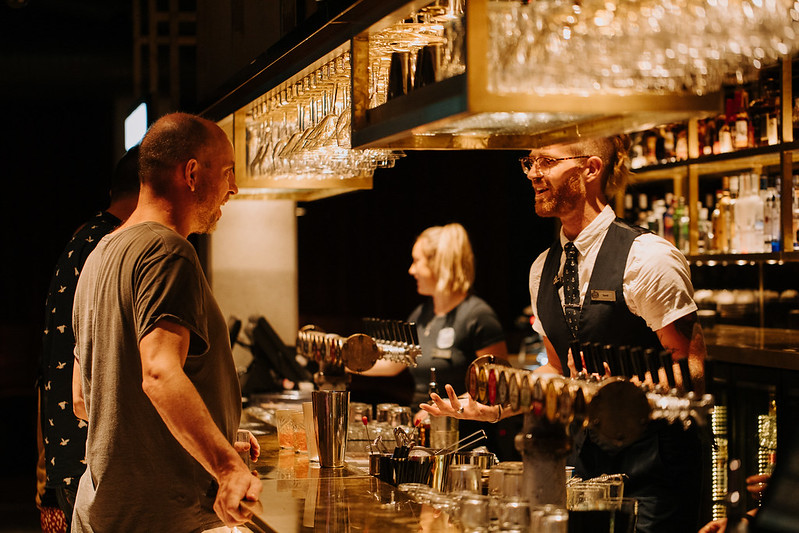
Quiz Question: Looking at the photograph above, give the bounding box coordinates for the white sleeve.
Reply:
[529,251,549,338]
[624,234,697,332]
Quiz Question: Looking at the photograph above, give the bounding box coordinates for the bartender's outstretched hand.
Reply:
[419,383,501,423]
[213,461,262,527]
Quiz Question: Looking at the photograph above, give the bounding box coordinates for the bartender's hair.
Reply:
[567,134,632,199]
[139,112,217,196]
[416,223,475,295]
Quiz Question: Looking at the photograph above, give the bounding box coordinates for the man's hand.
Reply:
[418,383,500,423]
[234,430,261,465]
[213,463,262,526]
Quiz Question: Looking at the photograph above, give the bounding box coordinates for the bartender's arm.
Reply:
[536,315,706,395]
[656,311,706,395]
[139,318,262,527]
[354,340,508,377]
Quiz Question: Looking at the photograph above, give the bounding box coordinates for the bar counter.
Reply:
[244,428,458,533]
[704,324,799,370]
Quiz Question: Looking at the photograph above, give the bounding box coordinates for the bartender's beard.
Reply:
[534,171,585,218]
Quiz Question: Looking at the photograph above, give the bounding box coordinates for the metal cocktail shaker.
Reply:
[312,390,349,468]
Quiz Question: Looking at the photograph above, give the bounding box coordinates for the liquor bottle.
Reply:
[735,173,765,253]
[660,125,676,163]
[636,193,650,228]
[428,367,439,397]
[674,196,690,253]
[630,143,647,169]
[675,127,689,161]
[649,199,667,237]
[763,71,781,146]
[419,367,439,447]
[663,193,675,245]
[764,177,782,252]
[711,191,725,253]
[702,118,717,156]
[698,205,712,254]
[718,119,734,153]
[644,130,659,166]
[733,89,752,150]
[624,193,635,224]
[728,175,740,253]
[714,176,733,253]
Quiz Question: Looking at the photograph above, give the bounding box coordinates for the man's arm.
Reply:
[139,318,261,526]
[72,356,88,421]
[656,311,706,395]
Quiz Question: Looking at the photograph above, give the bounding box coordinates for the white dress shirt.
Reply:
[529,205,697,339]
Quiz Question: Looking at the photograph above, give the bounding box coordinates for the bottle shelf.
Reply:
[687,251,799,265]
[631,141,799,183]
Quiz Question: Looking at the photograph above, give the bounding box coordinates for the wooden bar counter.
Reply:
[243,428,458,533]
[703,324,799,370]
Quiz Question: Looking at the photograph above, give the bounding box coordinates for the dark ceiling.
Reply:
[0,0,133,100]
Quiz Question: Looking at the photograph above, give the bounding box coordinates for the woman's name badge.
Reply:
[436,327,455,349]
[590,289,616,302]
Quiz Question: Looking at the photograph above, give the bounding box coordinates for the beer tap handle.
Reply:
[660,351,677,389]
[581,342,597,374]
[603,344,621,376]
[397,321,408,346]
[628,346,646,382]
[645,348,661,385]
[408,321,420,346]
[616,345,632,379]
[678,357,694,393]
[569,339,584,373]
[379,319,390,343]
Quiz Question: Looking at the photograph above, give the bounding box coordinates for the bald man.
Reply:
[72,113,260,532]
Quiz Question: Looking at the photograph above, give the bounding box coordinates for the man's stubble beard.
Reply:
[533,171,585,219]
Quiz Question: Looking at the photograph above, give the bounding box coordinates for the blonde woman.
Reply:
[405,223,508,404]
[357,223,507,411]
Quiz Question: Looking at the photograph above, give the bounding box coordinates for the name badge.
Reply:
[437,327,455,349]
[591,289,616,302]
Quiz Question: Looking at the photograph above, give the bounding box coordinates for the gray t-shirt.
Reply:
[72,222,241,533]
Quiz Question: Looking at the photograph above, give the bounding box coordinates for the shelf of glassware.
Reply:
[350,0,722,151]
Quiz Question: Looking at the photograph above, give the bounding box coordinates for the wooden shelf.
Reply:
[688,251,799,265]
[631,141,799,183]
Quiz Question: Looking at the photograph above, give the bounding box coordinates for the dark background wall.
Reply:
[297,149,555,347]
[0,1,134,528]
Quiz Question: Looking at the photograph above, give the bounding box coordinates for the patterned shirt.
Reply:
[39,211,121,489]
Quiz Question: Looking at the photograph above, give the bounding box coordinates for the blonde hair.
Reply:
[416,223,475,295]
[566,134,632,199]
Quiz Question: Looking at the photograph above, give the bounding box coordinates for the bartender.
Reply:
[355,223,507,426]
[423,134,707,533]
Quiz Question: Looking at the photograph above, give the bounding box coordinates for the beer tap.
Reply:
[464,352,713,508]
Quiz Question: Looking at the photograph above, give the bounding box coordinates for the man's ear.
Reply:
[583,155,604,185]
[184,159,199,192]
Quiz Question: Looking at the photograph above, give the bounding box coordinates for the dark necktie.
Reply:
[563,242,580,338]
